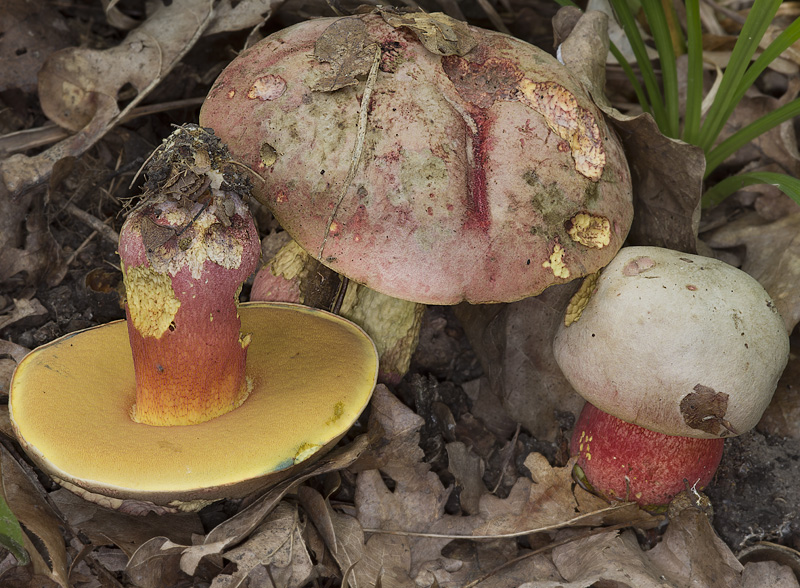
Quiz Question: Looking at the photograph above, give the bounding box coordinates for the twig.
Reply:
[475,0,511,35]
[700,0,746,25]
[463,522,634,588]
[65,229,100,267]
[491,423,520,494]
[63,202,120,245]
[362,502,655,540]
[331,276,350,315]
[0,97,206,158]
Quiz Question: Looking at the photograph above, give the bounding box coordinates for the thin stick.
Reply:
[463,522,634,588]
[65,229,100,267]
[700,0,746,25]
[331,276,350,315]
[0,97,206,158]
[475,0,511,35]
[64,202,120,245]
[362,502,654,540]
[491,423,520,494]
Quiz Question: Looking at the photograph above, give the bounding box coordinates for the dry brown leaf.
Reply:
[470,454,657,538]
[330,507,415,588]
[0,340,28,365]
[0,0,283,198]
[350,387,474,584]
[50,488,203,558]
[356,464,456,565]
[648,507,743,587]
[455,282,584,442]
[553,9,609,101]
[0,407,13,441]
[101,0,142,30]
[0,340,29,396]
[126,435,368,582]
[558,10,704,253]
[297,485,338,555]
[186,436,368,574]
[351,388,659,586]
[39,0,213,133]
[445,442,484,516]
[585,0,659,63]
[440,542,566,588]
[542,529,672,587]
[0,298,48,331]
[760,25,800,75]
[534,507,750,587]
[705,211,800,332]
[125,537,189,588]
[380,11,477,56]
[0,0,214,199]
[713,81,800,218]
[759,339,800,438]
[0,189,65,286]
[0,447,69,587]
[211,502,314,588]
[311,18,380,92]
[742,560,800,588]
[475,454,577,536]
[0,0,76,93]
[206,0,284,36]
[351,385,427,472]
[614,116,705,254]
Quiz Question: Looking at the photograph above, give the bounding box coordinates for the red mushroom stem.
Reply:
[571,402,725,508]
[118,126,261,426]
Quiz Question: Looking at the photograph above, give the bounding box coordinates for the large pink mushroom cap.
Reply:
[200,13,633,304]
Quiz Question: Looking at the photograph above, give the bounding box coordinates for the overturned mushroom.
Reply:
[9,126,378,512]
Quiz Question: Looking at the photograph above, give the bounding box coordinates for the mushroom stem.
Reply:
[251,238,424,385]
[571,402,725,508]
[118,126,261,426]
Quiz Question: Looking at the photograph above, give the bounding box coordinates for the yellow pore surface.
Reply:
[9,303,378,495]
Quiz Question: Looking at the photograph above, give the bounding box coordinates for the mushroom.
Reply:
[571,403,724,507]
[251,238,424,385]
[198,11,633,305]
[553,246,790,506]
[9,126,378,512]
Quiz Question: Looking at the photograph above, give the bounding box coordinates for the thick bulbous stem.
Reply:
[571,402,725,508]
[118,126,261,426]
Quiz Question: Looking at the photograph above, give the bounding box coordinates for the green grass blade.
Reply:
[683,0,703,143]
[697,0,782,151]
[640,0,680,137]
[702,171,800,208]
[609,0,669,129]
[735,16,800,99]
[0,495,28,565]
[705,97,800,175]
[608,42,652,113]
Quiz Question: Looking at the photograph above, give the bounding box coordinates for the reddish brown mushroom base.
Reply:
[119,196,261,426]
[571,402,725,508]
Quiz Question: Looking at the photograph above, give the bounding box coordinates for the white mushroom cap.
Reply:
[553,246,789,439]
